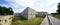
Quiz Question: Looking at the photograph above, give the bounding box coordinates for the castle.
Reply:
[15,7,48,19]
[0,7,48,25]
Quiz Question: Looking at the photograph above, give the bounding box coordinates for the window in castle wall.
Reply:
[31,13,32,15]
[31,13,34,15]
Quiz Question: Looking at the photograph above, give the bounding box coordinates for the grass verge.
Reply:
[11,16,44,25]
[51,14,60,19]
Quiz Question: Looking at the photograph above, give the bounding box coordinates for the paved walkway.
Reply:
[40,15,60,25]
[48,15,60,25]
[40,16,49,25]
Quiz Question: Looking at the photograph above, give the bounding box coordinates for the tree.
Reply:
[57,3,60,14]
[7,7,13,15]
[0,6,14,15]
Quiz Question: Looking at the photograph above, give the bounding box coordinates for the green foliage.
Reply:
[51,14,60,19]
[57,3,60,14]
[51,3,60,19]
[11,16,44,25]
[51,13,58,15]
[0,6,13,15]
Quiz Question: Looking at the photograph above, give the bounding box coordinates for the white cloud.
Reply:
[5,0,35,13]
[47,5,57,13]
[6,0,34,12]
[59,0,60,3]
[6,0,35,7]
[0,4,10,8]
[47,0,58,6]
[15,0,35,7]
[5,0,59,13]
[34,0,59,13]
[6,0,15,3]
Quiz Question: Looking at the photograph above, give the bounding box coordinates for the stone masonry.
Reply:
[0,15,14,25]
[14,7,48,20]
[20,7,36,19]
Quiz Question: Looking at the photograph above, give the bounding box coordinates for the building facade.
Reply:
[14,7,48,20]
[20,7,36,19]
[36,12,48,17]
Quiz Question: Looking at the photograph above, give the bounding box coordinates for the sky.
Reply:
[0,0,60,13]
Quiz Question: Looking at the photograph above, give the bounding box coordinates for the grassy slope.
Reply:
[11,17,44,25]
[51,14,60,19]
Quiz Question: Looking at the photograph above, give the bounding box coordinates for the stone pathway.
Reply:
[40,16,49,25]
[40,15,60,25]
[48,15,60,25]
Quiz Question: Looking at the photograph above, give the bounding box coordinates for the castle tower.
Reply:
[21,7,36,19]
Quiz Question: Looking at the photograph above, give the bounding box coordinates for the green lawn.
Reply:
[51,14,60,19]
[11,16,44,25]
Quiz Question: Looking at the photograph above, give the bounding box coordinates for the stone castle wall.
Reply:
[20,7,36,20]
[0,15,14,25]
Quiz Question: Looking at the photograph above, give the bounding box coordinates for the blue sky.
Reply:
[0,0,60,13]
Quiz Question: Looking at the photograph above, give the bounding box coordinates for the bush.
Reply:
[0,6,13,15]
[51,13,58,15]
